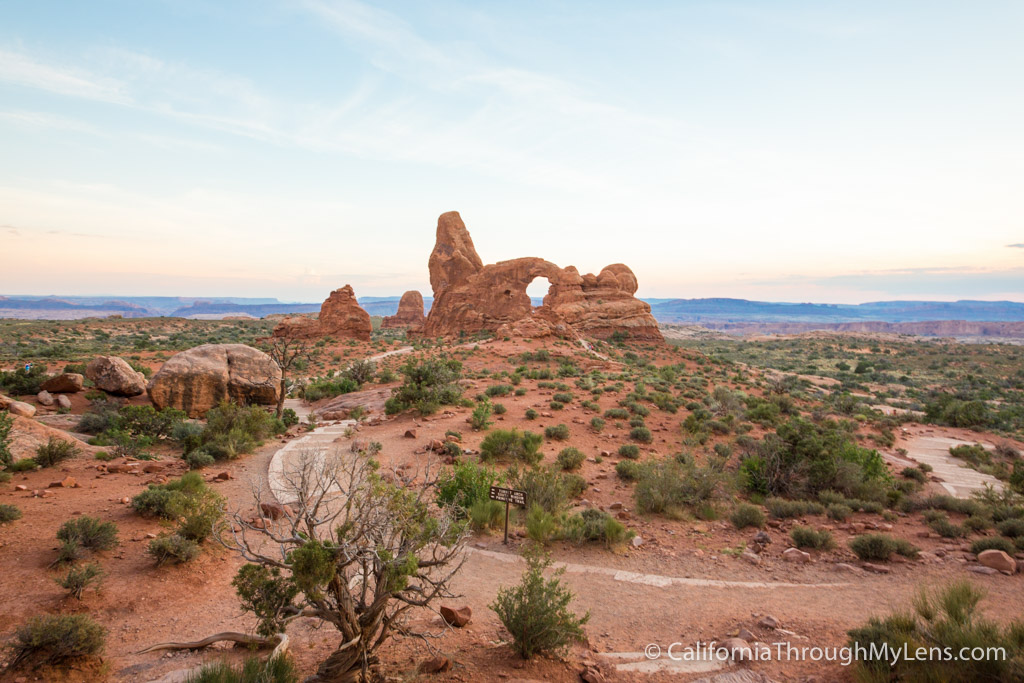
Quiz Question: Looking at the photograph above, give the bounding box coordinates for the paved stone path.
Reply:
[902,435,1003,498]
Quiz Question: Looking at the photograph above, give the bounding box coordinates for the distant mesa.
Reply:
[272,284,372,341]
[417,211,663,342]
[381,291,426,330]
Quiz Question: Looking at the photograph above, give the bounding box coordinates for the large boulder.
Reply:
[273,285,372,341]
[40,373,84,393]
[148,344,281,418]
[86,356,146,396]
[0,394,36,418]
[381,290,426,329]
[418,212,662,342]
[978,549,1017,574]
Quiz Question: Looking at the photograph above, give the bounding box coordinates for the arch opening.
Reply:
[526,277,553,311]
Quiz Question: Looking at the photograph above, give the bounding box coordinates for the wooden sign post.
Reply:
[489,485,527,545]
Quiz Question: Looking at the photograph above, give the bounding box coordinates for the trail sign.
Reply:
[489,486,527,544]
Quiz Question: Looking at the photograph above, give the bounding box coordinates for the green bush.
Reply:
[766,498,825,519]
[436,460,502,512]
[185,450,216,469]
[827,503,853,521]
[790,526,835,550]
[562,508,631,547]
[486,384,513,397]
[198,402,280,460]
[493,403,507,415]
[0,503,22,523]
[970,537,1015,555]
[615,460,641,481]
[618,444,641,459]
[8,458,37,472]
[509,467,577,515]
[480,429,544,466]
[342,359,376,386]
[544,424,570,441]
[997,518,1024,538]
[55,562,104,600]
[132,472,223,542]
[634,459,726,518]
[590,417,605,432]
[34,437,79,467]
[849,533,919,561]
[552,392,573,404]
[468,499,506,531]
[490,546,589,659]
[7,614,106,668]
[470,400,493,431]
[302,377,358,402]
[525,504,558,544]
[0,410,13,468]
[185,654,299,683]
[57,516,119,552]
[0,364,49,396]
[730,503,765,529]
[556,447,585,471]
[928,515,968,539]
[604,408,629,420]
[148,534,200,566]
[525,408,538,420]
[385,357,463,415]
[848,580,1024,681]
[629,426,653,443]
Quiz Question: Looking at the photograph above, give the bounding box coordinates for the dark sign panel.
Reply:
[489,486,527,507]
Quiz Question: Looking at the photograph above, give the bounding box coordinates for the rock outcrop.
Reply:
[86,356,147,396]
[382,290,426,329]
[0,394,36,418]
[418,212,662,342]
[147,344,281,418]
[40,373,84,393]
[273,285,371,341]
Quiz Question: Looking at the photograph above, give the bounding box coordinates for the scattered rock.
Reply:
[862,563,891,574]
[717,637,753,661]
[41,373,84,393]
[417,657,451,674]
[967,565,999,575]
[147,344,280,418]
[404,429,417,439]
[758,615,780,630]
[978,549,1017,574]
[439,605,472,628]
[56,394,72,410]
[86,356,146,396]
[259,502,294,520]
[631,536,644,547]
[782,548,810,563]
[0,396,36,417]
[36,391,54,406]
[741,551,761,566]
[579,664,607,683]
[215,471,233,481]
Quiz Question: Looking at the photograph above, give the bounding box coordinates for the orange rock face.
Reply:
[273,285,372,341]
[419,212,662,342]
[381,290,426,329]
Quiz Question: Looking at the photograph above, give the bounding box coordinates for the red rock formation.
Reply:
[419,212,662,342]
[273,285,372,341]
[381,290,426,329]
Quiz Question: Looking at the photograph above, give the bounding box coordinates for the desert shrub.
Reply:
[509,467,577,515]
[34,438,79,468]
[556,447,585,471]
[148,534,201,565]
[470,400,493,431]
[629,426,653,443]
[57,516,119,552]
[53,540,84,566]
[486,384,513,398]
[615,460,641,481]
[185,450,216,469]
[590,417,605,432]
[385,357,463,415]
[0,364,49,396]
[113,405,187,439]
[963,515,990,532]
[901,466,927,483]
[302,377,358,402]
[790,526,835,550]
[185,654,299,683]
[765,498,825,519]
[436,460,502,512]
[525,504,557,544]
[552,392,573,404]
[172,420,205,452]
[634,459,726,518]
[848,580,1024,681]
[132,472,223,542]
[562,509,630,547]
[849,533,919,561]
[524,408,538,420]
[970,537,1015,555]
[468,499,506,531]
[0,410,13,468]
[280,408,299,428]
[544,424,570,441]
[55,562,104,599]
[730,503,765,529]
[924,394,992,429]
[618,444,640,459]
[8,458,37,472]
[7,613,106,668]
[604,408,629,420]
[997,518,1024,538]
[928,515,968,539]
[342,359,376,386]
[492,403,507,415]
[0,503,22,523]
[490,546,589,659]
[196,402,280,460]
[480,429,543,466]
[827,503,853,521]
[548,400,564,410]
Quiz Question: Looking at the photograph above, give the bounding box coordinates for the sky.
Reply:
[1,0,1022,304]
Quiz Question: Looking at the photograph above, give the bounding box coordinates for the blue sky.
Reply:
[1,1,1022,303]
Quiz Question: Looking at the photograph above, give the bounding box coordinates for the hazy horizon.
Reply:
[2,2,1023,304]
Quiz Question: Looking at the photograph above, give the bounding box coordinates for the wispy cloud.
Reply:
[0,48,129,104]
[1007,243,1024,249]
[1,224,20,236]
